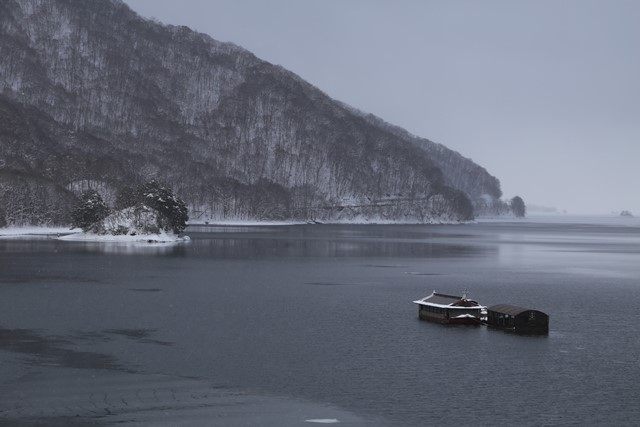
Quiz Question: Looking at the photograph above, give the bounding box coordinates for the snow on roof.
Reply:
[412,291,485,309]
[422,292,461,305]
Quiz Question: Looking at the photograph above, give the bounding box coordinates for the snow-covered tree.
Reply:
[71,191,110,231]
[137,181,188,233]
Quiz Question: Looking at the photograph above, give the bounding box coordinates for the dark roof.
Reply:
[488,304,547,316]
[425,292,463,305]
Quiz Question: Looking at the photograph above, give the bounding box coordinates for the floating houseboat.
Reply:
[413,291,485,325]
[486,304,549,335]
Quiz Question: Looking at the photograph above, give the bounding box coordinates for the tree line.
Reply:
[71,180,188,234]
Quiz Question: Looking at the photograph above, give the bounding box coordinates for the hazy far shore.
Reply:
[1,214,638,240]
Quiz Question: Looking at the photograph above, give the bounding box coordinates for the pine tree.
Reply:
[71,191,110,231]
[137,181,189,233]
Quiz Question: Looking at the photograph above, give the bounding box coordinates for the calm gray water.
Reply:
[1,219,639,425]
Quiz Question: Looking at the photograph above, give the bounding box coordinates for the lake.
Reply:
[1,218,639,425]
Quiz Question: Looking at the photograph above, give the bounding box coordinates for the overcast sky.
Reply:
[125,0,639,214]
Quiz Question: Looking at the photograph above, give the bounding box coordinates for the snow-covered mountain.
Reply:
[0,0,503,224]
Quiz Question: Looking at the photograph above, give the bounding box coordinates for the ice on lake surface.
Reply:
[0,217,639,425]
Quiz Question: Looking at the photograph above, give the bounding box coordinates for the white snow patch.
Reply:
[324,219,466,225]
[0,227,81,238]
[305,419,340,424]
[190,220,306,226]
[58,232,190,244]
[413,300,486,310]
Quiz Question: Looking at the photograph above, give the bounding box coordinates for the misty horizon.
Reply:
[126,0,639,215]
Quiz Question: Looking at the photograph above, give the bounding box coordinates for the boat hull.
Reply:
[418,311,481,325]
[447,316,481,325]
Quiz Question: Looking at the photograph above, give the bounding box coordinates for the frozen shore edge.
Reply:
[58,233,190,244]
[0,227,189,244]
[0,227,81,238]
[189,219,470,226]
[1,220,468,240]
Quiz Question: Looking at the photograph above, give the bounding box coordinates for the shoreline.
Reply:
[58,232,190,244]
[0,227,189,244]
[0,226,81,238]
[189,218,470,226]
[1,214,636,240]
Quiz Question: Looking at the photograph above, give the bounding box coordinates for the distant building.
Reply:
[413,291,484,325]
[486,304,549,334]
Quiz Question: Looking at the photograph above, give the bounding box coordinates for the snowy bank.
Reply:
[0,227,81,238]
[189,217,469,226]
[189,220,306,226]
[58,232,189,244]
[317,217,469,225]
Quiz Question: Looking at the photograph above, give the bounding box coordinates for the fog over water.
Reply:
[125,0,640,215]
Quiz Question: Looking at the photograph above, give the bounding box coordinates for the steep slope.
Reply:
[0,95,102,225]
[354,112,502,201]
[0,0,501,223]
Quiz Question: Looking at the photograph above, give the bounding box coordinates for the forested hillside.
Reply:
[0,0,505,224]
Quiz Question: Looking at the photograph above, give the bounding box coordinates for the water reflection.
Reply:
[0,226,493,258]
[73,241,190,256]
[187,225,490,259]
[189,234,486,259]
[0,239,189,256]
